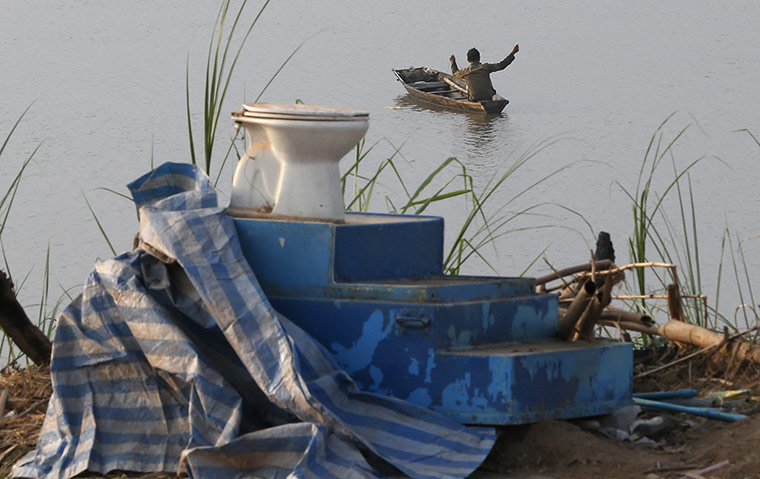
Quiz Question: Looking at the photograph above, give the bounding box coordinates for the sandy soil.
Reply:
[479,414,760,478]
[479,357,760,479]
[2,358,760,479]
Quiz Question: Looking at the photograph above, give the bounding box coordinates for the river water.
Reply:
[1,1,759,360]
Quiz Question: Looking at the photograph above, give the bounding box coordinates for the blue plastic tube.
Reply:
[632,397,746,422]
[633,389,698,400]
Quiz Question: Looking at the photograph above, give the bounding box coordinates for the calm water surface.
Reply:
[1,1,759,359]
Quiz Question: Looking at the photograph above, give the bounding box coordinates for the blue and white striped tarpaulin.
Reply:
[13,163,496,479]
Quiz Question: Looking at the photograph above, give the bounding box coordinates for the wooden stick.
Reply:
[601,261,676,273]
[0,270,51,366]
[549,261,681,295]
[443,77,468,95]
[612,294,706,300]
[693,459,731,475]
[667,283,684,322]
[14,398,47,420]
[0,445,18,467]
[643,464,701,474]
[0,388,8,423]
[613,294,668,300]
[534,259,613,286]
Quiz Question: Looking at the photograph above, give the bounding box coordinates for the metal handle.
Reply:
[396,316,430,329]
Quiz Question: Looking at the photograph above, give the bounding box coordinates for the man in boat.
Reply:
[449,44,519,102]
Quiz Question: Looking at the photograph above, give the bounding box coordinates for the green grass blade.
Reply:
[185,52,197,166]
[399,156,461,213]
[82,191,117,256]
[520,245,551,277]
[213,131,244,188]
[253,30,312,104]
[94,187,133,202]
[737,128,760,147]
[37,243,51,329]
[0,104,33,158]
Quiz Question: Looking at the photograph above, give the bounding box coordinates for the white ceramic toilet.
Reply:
[229,103,369,222]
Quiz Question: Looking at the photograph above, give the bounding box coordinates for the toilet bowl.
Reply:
[229,103,369,221]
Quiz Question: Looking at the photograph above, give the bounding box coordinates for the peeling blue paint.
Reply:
[331,309,391,374]
[424,348,436,383]
[406,388,432,408]
[446,323,474,348]
[442,374,471,409]
[481,302,493,331]
[408,357,420,376]
[471,389,488,409]
[235,212,632,425]
[487,356,512,402]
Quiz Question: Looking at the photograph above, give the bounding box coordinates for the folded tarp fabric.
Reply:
[13,163,496,479]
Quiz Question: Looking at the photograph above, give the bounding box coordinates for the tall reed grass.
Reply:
[186,0,270,178]
[0,106,51,367]
[616,114,759,337]
[340,136,572,275]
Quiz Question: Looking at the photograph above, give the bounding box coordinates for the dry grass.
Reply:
[2,351,760,479]
[0,368,175,479]
[0,367,50,478]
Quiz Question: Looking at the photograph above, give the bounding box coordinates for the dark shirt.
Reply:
[451,53,515,101]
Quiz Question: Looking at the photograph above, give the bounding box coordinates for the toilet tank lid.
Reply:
[240,103,369,120]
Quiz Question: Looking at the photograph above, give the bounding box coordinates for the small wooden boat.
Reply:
[392,66,509,114]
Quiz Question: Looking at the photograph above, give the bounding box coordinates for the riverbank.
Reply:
[2,356,759,479]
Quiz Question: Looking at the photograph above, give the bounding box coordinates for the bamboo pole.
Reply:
[574,275,613,341]
[658,320,722,348]
[636,323,760,378]
[658,319,760,365]
[573,297,603,342]
[564,305,657,334]
[599,308,653,326]
[599,320,660,336]
[559,283,580,300]
[557,280,595,340]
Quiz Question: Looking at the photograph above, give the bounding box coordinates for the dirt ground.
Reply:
[480,414,760,479]
[2,353,760,479]
[478,355,760,479]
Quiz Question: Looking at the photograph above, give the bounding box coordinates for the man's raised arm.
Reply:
[450,54,461,75]
[486,44,519,72]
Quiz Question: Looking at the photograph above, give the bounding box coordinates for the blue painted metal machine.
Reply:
[232,211,633,425]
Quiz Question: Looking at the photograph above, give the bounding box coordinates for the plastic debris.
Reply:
[633,397,747,422]
[633,389,698,400]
